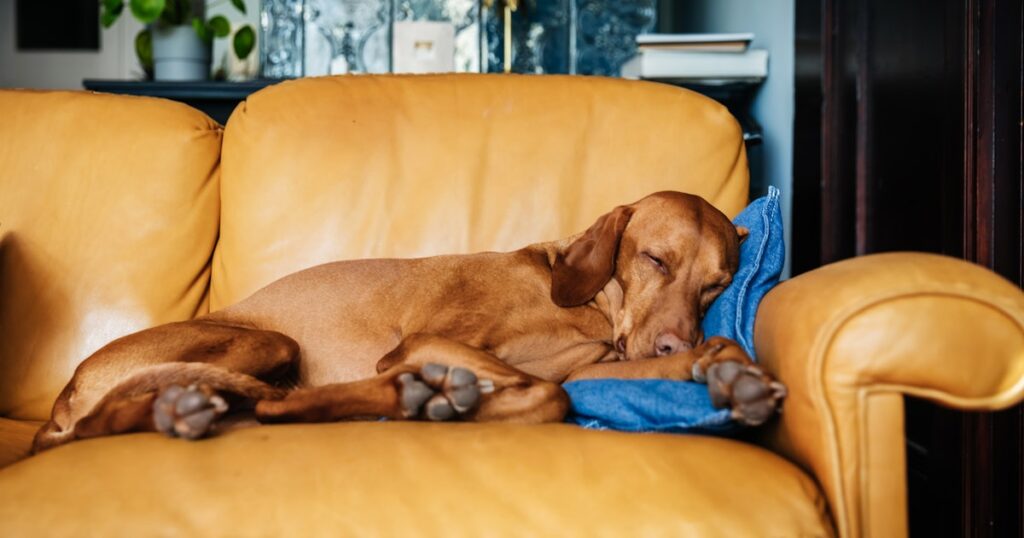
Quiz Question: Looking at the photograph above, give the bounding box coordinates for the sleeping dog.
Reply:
[34,191,786,452]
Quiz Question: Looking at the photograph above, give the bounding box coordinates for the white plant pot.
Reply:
[152,25,211,81]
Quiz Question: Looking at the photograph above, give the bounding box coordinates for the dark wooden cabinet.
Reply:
[793,0,1023,535]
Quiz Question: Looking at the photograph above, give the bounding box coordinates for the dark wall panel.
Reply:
[793,0,1023,535]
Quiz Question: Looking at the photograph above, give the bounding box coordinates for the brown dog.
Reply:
[32,191,786,452]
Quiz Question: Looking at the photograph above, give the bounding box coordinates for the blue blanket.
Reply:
[564,187,785,433]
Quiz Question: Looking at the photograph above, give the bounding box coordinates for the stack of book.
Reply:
[621,33,768,83]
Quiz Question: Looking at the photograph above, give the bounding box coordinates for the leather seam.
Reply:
[809,287,1024,538]
[856,388,873,538]
[856,388,901,538]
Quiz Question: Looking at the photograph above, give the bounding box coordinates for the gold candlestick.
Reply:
[503,0,518,73]
[483,0,518,73]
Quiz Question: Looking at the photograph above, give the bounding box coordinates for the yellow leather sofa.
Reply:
[1,75,1022,537]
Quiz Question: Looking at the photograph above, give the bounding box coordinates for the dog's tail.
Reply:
[31,363,286,454]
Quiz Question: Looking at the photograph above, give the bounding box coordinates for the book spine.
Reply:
[635,50,767,79]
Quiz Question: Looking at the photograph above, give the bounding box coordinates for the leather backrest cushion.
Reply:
[0,90,221,420]
[213,74,748,308]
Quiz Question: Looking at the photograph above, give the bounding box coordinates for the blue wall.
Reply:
[663,0,795,276]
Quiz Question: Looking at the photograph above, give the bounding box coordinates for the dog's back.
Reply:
[208,245,615,386]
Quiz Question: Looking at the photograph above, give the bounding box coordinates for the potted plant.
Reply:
[101,0,256,81]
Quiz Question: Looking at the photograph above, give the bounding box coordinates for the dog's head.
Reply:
[551,191,747,361]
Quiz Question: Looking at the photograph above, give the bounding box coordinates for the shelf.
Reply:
[82,79,279,124]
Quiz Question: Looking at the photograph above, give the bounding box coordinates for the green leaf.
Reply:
[230,0,247,15]
[192,17,212,43]
[233,25,255,60]
[129,0,165,23]
[101,10,118,27]
[101,7,120,27]
[100,0,124,28]
[208,15,231,38]
[135,29,153,71]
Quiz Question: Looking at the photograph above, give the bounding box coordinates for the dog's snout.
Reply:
[654,332,692,356]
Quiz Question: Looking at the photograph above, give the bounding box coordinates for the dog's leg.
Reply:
[565,336,787,426]
[34,362,288,452]
[681,338,788,426]
[33,320,300,452]
[380,334,570,424]
[255,334,568,424]
[253,366,420,423]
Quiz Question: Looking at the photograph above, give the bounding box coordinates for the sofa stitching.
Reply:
[856,388,873,538]
[856,388,901,538]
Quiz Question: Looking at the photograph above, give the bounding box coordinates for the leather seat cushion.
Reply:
[0,90,222,420]
[0,422,832,536]
[0,418,41,469]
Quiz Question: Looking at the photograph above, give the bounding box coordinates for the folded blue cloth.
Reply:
[564,187,785,433]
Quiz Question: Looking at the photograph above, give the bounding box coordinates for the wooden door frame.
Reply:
[962,1,1023,534]
[793,0,1023,534]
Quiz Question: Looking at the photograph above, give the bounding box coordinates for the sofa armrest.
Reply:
[753,252,1024,538]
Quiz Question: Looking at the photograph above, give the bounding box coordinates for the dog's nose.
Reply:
[655,332,692,356]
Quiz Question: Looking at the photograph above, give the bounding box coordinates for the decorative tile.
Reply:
[482,0,571,74]
[260,0,306,78]
[574,0,655,76]
[395,0,481,72]
[304,0,392,75]
[482,0,654,75]
[260,0,656,77]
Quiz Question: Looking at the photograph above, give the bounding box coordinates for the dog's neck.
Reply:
[591,279,623,323]
[591,279,626,356]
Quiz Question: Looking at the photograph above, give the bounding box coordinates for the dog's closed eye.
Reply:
[641,252,668,275]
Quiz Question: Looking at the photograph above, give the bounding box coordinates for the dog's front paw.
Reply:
[706,361,787,426]
[690,337,752,382]
[396,364,494,421]
[152,384,228,440]
[689,337,786,426]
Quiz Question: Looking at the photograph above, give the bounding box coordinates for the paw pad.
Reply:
[396,364,490,421]
[706,361,786,427]
[153,384,228,440]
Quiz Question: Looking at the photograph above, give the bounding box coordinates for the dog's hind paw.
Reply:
[152,384,228,440]
[706,361,787,427]
[396,364,491,421]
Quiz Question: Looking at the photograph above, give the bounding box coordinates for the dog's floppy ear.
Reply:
[551,206,634,307]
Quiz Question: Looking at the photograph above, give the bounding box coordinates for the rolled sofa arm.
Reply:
[753,252,1024,538]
